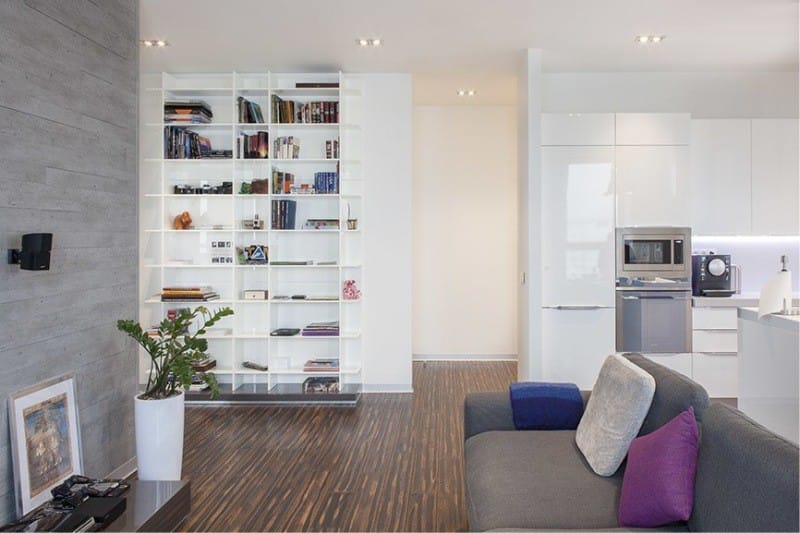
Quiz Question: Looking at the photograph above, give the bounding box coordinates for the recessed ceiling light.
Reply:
[457,90,466,96]
[457,89,477,97]
[357,38,369,46]
[467,90,476,96]
[371,38,382,46]
[635,35,666,44]
[141,39,168,47]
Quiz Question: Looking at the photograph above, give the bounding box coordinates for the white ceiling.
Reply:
[139,0,799,75]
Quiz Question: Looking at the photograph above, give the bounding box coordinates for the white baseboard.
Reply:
[413,354,517,362]
[107,457,137,479]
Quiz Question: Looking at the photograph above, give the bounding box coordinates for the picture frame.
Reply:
[9,374,83,517]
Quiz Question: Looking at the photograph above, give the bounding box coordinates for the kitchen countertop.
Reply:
[693,294,800,308]
[739,307,800,332]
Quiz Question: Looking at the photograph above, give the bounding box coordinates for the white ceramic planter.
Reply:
[134,391,184,480]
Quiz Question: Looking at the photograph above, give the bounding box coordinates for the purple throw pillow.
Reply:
[618,406,699,527]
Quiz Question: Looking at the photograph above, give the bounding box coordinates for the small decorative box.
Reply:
[243,290,268,300]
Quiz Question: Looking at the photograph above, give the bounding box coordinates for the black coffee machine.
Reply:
[691,253,736,297]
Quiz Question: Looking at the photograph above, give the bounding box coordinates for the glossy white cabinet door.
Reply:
[541,147,616,307]
[542,308,616,390]
[541,114,615,146]
[616,113,691,145]
[690,119,752,235]
[615,146,691,227]
[693,352,738,398]
[752,119,799,235]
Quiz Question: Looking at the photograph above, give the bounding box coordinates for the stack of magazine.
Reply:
[303,358,339,372]
[160,286,219,302]
[301,321,339,337]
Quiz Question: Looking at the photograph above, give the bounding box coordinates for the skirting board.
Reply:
[413,353,517,362]
[107,457,137,480]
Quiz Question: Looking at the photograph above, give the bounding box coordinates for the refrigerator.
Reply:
[540,145,616,389]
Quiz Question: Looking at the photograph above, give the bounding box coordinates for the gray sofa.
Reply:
[463,353,799,532]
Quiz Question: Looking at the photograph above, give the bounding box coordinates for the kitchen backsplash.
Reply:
[692,236,800,294]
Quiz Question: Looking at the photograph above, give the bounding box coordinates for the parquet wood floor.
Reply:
[180,361,516,532]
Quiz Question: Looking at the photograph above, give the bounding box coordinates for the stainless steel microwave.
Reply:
[615,227,692,279]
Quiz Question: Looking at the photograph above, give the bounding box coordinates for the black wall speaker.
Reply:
[8,233,53,270]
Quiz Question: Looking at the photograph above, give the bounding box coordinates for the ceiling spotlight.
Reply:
[651,35,665,43]
[357,38,369,46]
[371,38,382,46]
[457,89,466,96]
[155,40,167,47]
[141,40,153,47]
[467,90,476,96]
[635,35,666,44]
[636,35,649,44]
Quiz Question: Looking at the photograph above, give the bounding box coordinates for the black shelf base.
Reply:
[185,383,360,405]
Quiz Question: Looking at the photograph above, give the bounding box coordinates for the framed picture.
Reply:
[9,374,83,517]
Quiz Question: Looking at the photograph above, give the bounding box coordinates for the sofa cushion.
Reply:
[465,430,623,531]
[618,407,699,527]
[622,353,709,436]
[688,403,799,532]
[576,355,655,476]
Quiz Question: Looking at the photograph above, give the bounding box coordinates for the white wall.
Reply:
[362,74,414,391]
[412,105,518,359]
[543,71,798,118]
[518,49,544,381]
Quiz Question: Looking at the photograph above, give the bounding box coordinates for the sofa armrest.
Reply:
[464,390,592,441]
[464,392,514,441]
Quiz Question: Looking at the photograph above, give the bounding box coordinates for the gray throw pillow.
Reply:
[576,354,655,476]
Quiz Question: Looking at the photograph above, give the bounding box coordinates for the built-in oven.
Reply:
[615,227,692,354]
[616,227,691,280]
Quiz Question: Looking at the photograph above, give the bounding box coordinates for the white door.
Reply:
[541,147,616,307]
[752,119,799,235]
[541,308,616,390]
[616,145,691,227]
[690,119,752,235]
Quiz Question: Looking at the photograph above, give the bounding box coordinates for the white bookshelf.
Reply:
[139,72,364,403]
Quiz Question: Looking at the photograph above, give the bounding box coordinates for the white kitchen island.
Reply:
[738,307,799,443]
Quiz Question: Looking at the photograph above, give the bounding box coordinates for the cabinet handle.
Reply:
[552,305,605,310]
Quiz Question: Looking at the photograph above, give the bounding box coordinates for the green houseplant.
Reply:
[117,306,234,400]
[117,306,233,480]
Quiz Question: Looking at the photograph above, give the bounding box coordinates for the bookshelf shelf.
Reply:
[140,71,364,405]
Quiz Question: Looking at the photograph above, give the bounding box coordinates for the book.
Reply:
[303,358,340,372]
[295,82,339,88]
[191,357,217,372]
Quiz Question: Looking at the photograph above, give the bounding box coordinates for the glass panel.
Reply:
[624,240,672,265]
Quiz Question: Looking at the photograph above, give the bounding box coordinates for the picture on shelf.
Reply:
[238,244,268,264]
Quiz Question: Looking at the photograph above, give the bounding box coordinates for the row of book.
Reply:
[161,286,219,302]
[164,100,213,124]
[273,136,301,159]
[325,139,340,159]
[271,96,339,124]
[237,97,265,124]
[314,172,339,194]
[303,219,340,230]
[271,199,297,229]
[236,131,269,159]
[272,170,295,194]
[302,320,339,336]
[164,127,232,159]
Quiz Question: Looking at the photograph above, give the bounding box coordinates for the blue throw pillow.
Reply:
[509,382,584,430]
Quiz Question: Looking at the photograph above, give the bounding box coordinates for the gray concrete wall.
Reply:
[0,0,138,521]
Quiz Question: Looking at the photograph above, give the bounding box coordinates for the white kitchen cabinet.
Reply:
[693,330,738,353]
[541,147,616,307]
[690,119,752,235]
[643,353,693,378]
[692,307,738,330]
[541,114,615,146]
[693,352,738,398]
[616,113,691,146]
[615,146,691,227]
[542,308,616,390]
[752,119,799,235]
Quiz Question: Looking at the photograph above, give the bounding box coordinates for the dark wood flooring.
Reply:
[180,361,516,532]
